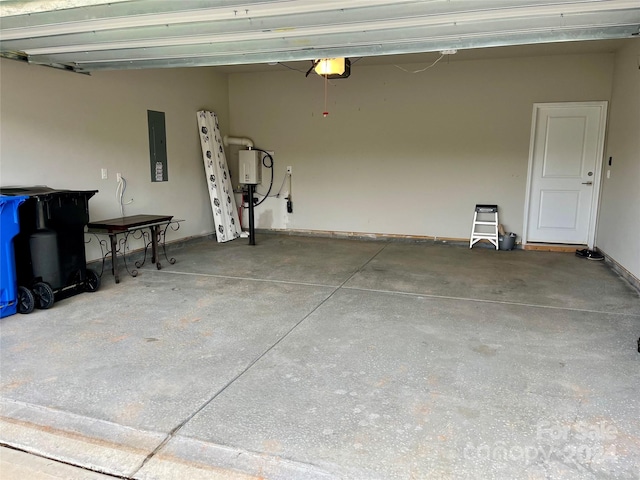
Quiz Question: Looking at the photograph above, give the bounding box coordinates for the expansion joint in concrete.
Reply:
[130,243,388,477]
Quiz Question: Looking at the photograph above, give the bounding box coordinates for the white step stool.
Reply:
[470,204,499,250]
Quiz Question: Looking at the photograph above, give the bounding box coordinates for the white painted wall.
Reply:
[0,60,229,261]
[3,50,633,278]
[596,40,640,280]
[228,53,614,242]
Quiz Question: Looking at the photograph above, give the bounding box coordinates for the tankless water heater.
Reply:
[238,149,261,184]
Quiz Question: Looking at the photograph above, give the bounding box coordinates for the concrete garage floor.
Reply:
[1,234,639,479]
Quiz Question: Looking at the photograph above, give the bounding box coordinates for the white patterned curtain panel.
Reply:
[197,111,241,242]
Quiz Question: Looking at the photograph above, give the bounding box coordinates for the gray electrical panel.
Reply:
[148,110,168,182]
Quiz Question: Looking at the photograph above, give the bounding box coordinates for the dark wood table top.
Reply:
[88,214,173,232]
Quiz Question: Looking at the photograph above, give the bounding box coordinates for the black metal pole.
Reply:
[248,184,256,245]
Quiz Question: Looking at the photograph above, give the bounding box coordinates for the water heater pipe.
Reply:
[223,135,254,149]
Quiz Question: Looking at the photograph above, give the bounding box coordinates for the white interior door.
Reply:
[524,102,607,247]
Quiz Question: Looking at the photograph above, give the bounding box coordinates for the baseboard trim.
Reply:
[523,243,586,253]
[598,249,640,294]
[256,228,471,244]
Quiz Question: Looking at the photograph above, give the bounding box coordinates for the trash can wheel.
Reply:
[17,286,35,314]
[33,282,55,309]
[84,269,101,293]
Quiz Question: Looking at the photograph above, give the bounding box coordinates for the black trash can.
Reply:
[0,186,100,311]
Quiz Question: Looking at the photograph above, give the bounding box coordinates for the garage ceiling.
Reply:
[0,0,638,74]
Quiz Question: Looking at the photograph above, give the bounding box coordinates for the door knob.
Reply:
[582,181,593,185]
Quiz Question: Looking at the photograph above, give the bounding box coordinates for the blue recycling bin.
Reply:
[0,195,28,318]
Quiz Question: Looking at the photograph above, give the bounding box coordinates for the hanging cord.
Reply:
[277,62,307,74]
[323,74,329,117]
[115,175,133,217]
[394,54,445,73]
[255,172,288,199]
[249,149,274,208]
[275,172,288,197]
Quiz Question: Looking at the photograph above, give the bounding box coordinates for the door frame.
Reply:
[522,101,608,250]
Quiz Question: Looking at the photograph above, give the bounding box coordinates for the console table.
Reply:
[87,214,182,283]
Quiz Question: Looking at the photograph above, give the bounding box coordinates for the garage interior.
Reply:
[1,1,639,478]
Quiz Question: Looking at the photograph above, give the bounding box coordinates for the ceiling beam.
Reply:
[1,0,638,73]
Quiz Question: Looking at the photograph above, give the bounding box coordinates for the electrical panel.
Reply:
[239,149,261,184]
[148,110,168,182]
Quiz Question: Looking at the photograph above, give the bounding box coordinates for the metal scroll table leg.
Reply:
[151,225,161,269]
[160,221,179,265]
[110,234,120,284]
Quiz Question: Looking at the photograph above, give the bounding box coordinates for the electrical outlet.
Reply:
[101,168,108,180]
[287,166,292,174]
[116,172,122,182]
